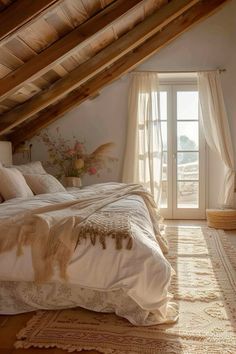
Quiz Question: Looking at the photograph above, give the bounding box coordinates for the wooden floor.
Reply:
[1,220,235,353]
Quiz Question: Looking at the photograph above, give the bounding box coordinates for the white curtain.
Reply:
[122,72,163,203]
[197,71,235,208]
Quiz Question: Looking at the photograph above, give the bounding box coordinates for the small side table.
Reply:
[206,209,236,230]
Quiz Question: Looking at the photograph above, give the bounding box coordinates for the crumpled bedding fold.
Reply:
[0,183,168,282]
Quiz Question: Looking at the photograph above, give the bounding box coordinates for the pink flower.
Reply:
[88,167,97,175]
[66,149,76,156]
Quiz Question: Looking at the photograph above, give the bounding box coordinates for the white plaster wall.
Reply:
[28,77,129,186]
[27,0,236,208]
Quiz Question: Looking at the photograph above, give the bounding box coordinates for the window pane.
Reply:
[162,151,167,181]
[160,181,167,208]
[160,91,167,120]
[177,152,199,180]
[161,121,167,150]
[177,181,199,208]
[177,122,199,151]
[177,91,198,120]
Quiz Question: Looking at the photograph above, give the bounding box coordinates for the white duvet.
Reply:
[0,183,177,325]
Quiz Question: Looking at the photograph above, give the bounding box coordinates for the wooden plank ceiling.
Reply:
[0,0,230,147]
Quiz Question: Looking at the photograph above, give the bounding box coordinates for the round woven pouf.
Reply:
[206,209,236,230]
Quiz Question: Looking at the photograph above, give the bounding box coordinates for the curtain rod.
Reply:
[132,69,226,74]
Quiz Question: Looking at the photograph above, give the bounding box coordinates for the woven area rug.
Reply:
[15,226,236,353]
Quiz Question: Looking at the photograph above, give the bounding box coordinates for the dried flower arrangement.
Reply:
[39,129,117,180]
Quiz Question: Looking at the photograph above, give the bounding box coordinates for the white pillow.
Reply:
[10,161,47,175]
[24,174,66,195]
[0,167,34,200]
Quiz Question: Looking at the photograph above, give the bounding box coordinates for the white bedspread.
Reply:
[0,183,177,325]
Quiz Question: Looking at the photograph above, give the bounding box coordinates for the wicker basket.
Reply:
[206,209,236,230]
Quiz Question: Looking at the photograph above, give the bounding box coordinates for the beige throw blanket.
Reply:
[0,183,167,282]
[78,211,133,250]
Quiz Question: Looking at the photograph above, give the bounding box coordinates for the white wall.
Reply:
[26,0,236,208]
[26,78,130,186]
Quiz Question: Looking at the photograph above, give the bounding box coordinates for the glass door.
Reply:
[160,84,206,219]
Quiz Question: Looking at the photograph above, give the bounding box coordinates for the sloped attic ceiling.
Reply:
[0,0,230,148]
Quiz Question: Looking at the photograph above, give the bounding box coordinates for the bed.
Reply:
[0,145,177,326]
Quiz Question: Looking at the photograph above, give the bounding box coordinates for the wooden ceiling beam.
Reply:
[7,0,230,147]
[0,0,200,135]
[0,0,62,42]
[0,0,144,101]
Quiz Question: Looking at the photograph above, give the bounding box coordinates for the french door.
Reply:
[160,83,206,219]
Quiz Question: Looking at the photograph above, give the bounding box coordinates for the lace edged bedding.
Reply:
[0,183,175,325]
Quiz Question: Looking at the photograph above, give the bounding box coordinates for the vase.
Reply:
[64,177,82,188]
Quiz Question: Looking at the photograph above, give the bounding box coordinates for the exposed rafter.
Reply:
[0,0,199,135]
[0,0,62,42]
[0,0,143,101]
[8,0,230,147]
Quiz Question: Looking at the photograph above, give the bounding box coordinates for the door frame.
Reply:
[159,81,207,220]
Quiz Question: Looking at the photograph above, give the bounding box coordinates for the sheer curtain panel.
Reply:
[198,71,235,208]
[122,72,163,203]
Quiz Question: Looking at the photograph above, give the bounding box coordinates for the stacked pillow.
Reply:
[0,161,66,201]
[24,174,66,195]
[0,167,34,200]
[11,161,47,175]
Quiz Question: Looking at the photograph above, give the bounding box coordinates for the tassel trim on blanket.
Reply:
[0,183,168,282]
[77,212,133,250]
